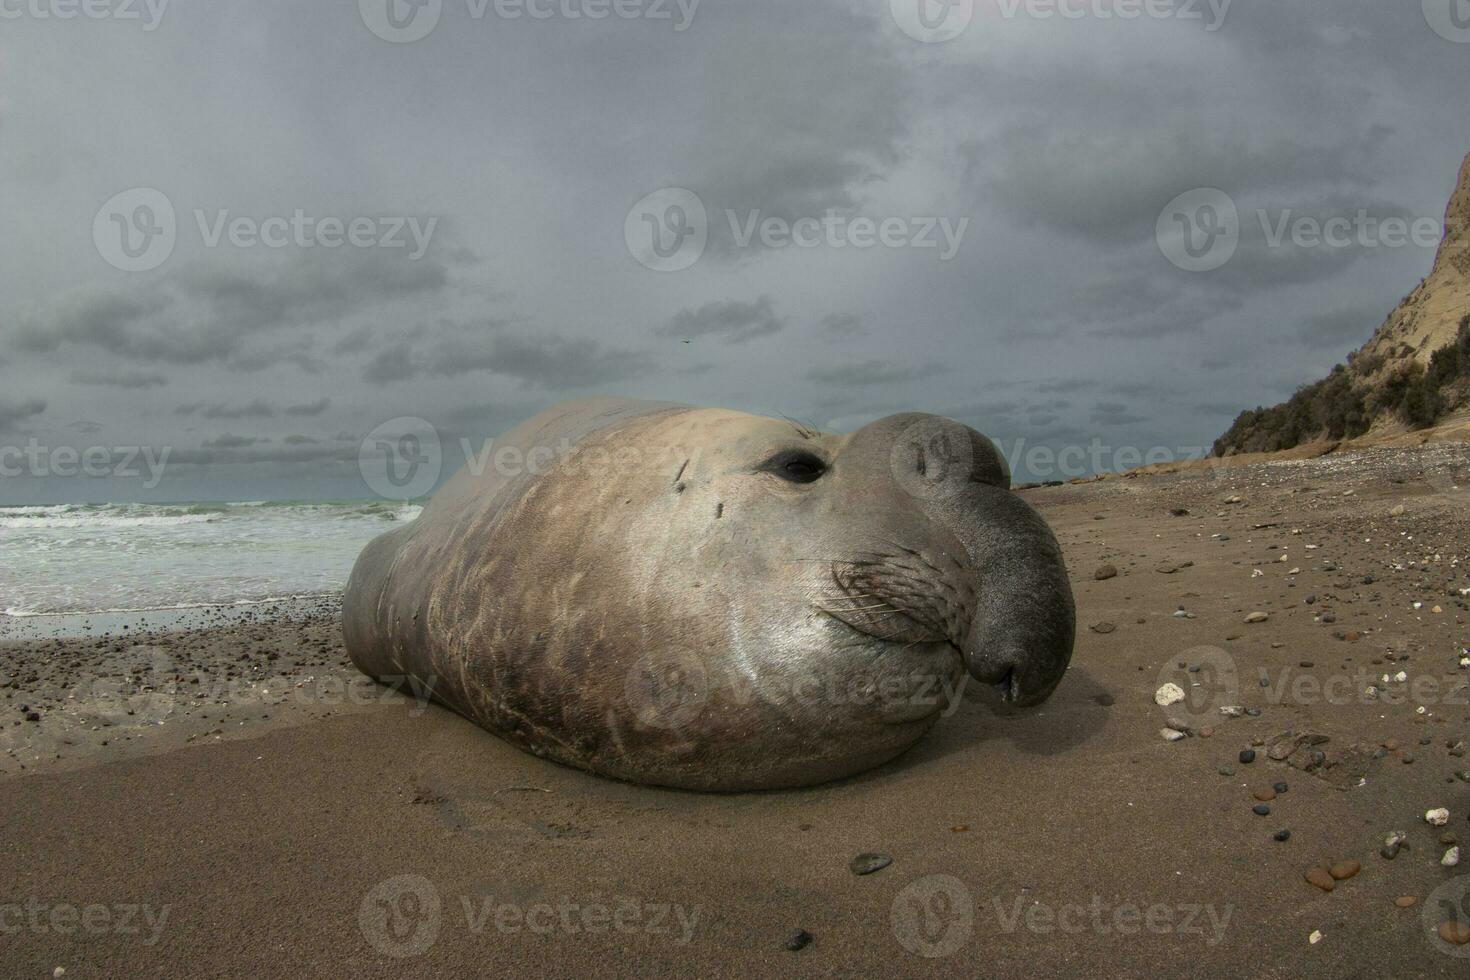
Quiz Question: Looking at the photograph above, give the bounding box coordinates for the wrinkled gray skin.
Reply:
[344,397,1075,791]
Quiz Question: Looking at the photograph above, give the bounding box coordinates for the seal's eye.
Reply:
[760,449,827,484]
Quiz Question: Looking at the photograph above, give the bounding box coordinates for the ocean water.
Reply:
[0,500,420,618]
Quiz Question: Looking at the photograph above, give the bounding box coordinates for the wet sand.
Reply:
[2,445,1468,977]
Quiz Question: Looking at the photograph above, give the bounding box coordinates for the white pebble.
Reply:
[1426,808,1450,826]
[1154,683,1185,707]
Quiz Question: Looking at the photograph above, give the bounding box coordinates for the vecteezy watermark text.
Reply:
[0,440,169,488]
[1157,188,1447,273]
[93,188,439,272]
[358,875,700,958]
[0,899,171,946]
[358,0,699,44]
[624,187,970,272]
[0,0,168,30]
[890,875,1233,958]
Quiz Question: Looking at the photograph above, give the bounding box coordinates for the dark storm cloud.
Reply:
[461,335,655,388]
[284,397,331,417]
[981,126,1386,246]
[176,400,275,420]
[362,333,655,389]
[655,297,784,344]
[1296,307,1380,347]
[201,434,263,449]
[818,313,867,338]
[805,361,945,387]
[12,250,464,371]
[69,369,170,390]
[164,442,358,468]
[1091,402,1149,427]
[0,397,47,431]
[680,1,913,259]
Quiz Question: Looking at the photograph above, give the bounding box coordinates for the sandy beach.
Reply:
[3,445,1468,977]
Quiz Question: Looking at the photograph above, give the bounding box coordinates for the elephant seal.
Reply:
[344,397,1075,790]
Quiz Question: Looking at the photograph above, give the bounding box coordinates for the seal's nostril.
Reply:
[994,668,1017,703]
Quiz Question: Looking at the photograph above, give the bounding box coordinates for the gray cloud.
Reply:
[656,296,784,345]
[0,397,47,432]
[69,370,169,389]
[284,397,331,417]
[806,361,945,387]
[1,0,1466,499]
[200,434,262,449]
[12,250,464,371]
[818,313,867,338]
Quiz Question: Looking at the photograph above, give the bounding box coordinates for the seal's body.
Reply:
[344,398,1074,790]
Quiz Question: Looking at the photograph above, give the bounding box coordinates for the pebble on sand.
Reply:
[1160,728,1187,742]
[1254,789,1276,802]
[1239,749,1256,764]
[1154,683,1185,707]
[1393,896,1418,909]
[1094,564,1118,581]
[1244,612,1269,624]
[1252,804,1271,816]
[1443,846,1461,868]
[849,853,892,876]
[784,929,813,951]
[1328,860,1360,881]
[1273,829,1291,842]
[1439,921,1470,946]
[1426,808,1450,826]
[1303,868,1336,892]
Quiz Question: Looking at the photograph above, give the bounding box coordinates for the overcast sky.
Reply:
[2,0,1468,502]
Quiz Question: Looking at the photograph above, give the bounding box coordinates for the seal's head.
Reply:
[345,400,1076,790]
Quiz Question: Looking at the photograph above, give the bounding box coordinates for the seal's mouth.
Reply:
[945,642,1021,705]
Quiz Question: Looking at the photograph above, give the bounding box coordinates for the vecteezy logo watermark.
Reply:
[1424,876,1470,957]
[359,417,443,501]
[359,0,442,43]
[624,188,969,271]
[889,0,975,43]
[1158,188,1447,273]
[891,875,974,958]
[0,0,169,30]
[360,875,442,959]
[358,876,701,957]
[0,440,170,488]
[359,0,699,43]
[1155,645,1239,727]
[1155,188,1239,273]
[93,188,439,272]
[1424,0,1470,44]
[93,188,176,273]
[890,415,979,501]
[623,645,711,731]
[625,188,708,272]
[0,900,171,945]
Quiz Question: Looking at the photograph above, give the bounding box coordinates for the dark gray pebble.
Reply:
[850,853,892,876]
